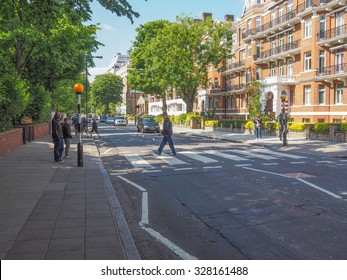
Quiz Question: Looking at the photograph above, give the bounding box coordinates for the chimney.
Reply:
[202,12,212,20]
[224,14,234,22]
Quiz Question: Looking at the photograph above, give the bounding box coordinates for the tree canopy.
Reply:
[128,15,234,112]
[89,73,124,115]
[0,0,143,131]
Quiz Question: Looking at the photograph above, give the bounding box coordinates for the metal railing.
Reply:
[317,23,347,41]
[253,39,300,61]
[317,63,347,76]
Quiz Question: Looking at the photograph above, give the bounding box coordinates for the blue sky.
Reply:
[89,0,246,77]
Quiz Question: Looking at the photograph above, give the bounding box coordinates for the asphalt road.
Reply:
[96,123,347,260]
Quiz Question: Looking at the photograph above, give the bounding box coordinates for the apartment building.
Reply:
[209,0,347,123]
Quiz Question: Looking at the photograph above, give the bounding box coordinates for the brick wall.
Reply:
[0,122,50,155]
[0,129,23,155]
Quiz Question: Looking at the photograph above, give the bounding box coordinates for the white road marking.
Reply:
[110,172,128,176]
[141,169,162,174]
[262,163,279,166]
[243,167,343,200]
[227,149,277,160]
[103,148,112,154]
[124,154,153,169]
[180,151,218,163]
[174,167,194,171]
[289,161,306,164]
[117,175,197,260]
[235,164,253,167]
[203,166,223,169]
[206,150,248,161]
[157,152,186,166]
[251,148,307,159]
[316,161,333,164]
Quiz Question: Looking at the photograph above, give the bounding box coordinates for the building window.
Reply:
[241,94,245,108]
[302,118,310,123]
[287,59,293,75]
[214,78,219,88]
[214,99,219,108]
[318,85,325,105]
[336,83,343,104]
[319,15,326,39]
[231,96,236,108]
[318,50,325,75]
[304,52,311,71]
[246,68,252,83]
[256,16,261,32]
[304,86,311,105]
[227,97,231,108]
[247,44,252,57]
[279,61,284,76]
[270,63,276,76]
[256,67,261,80]
[304,18,312,38]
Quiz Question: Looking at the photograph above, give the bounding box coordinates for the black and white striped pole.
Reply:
[74,83,85,167]
[280,94,288,147]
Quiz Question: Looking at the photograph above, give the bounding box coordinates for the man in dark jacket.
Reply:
[62,117,73,159]
[52,111,64,162]
[156,112,176,156]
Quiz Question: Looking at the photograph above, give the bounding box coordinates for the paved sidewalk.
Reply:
[0,134,139,260]
[174,126,347,157]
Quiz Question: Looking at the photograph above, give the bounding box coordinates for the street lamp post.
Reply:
[280,94,288,146]
[74,83,85,167]
[85,55,102,132]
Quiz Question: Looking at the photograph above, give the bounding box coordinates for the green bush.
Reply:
[340,124,347,131]
[244,121,254,129]
[288,122,305,131]
[205,120,219,127]
[312,123,330,133]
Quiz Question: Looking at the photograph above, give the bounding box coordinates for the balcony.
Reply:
[220,84,246,94]
[225,60,246,73]
[253,40,301,64]
[316,64,347,85]
[262,75,296,86]
[317,24,347,46]
[242,0,341,41]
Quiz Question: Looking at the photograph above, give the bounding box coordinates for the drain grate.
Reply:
[283,172,317,179]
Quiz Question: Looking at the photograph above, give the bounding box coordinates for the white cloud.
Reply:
[100,24,115,31]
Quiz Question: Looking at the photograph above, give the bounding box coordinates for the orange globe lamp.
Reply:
[74,83,84,94]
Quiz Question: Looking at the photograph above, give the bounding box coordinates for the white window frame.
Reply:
[305,18,312,39]
[304,85,311,105]
[304,52,312,71]
[287,59,293,75]
[270,63,276,76]
[318,85,325,105]
[336,83,343,104]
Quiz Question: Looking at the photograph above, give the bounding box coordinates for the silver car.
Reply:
[114,116,127,126]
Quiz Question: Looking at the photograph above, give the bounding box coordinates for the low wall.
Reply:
[0,122,50,155]
[0,129,23,155]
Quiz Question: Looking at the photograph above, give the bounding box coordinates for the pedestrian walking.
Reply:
[81,116,88,136]
[52,111,64,162]
[72,115,78,136]
[62,117,73,159]
[156,112,176,156]
[90,118,101,139]
[253,114,263,142]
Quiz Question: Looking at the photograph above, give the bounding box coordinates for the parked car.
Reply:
[93,115,100,121]
[114,116,127,126]
[100,115,107,122]
[106,117,115,124]
[137,116,160,133]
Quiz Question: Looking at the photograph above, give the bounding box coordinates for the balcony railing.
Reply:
[317,63,347,76]
[221,84,246,92]
[226,60,246,71]
[317,24,347,42]
[253,40,301,61]
[242,0,334,40]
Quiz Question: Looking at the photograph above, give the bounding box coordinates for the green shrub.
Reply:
[340,124,347,131]
[205,120,219,127]
[288,122,305,131]
[312,123,330,133]
[244,121,254,129]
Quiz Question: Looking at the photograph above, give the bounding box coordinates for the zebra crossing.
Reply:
[110,148,311,174]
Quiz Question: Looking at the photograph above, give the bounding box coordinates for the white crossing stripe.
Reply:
[124,154,153,169]
[180,151,218,163]
[226,149,277,160]
[157,152,187,166]
[205,150,248,161]
[251,149,307,159]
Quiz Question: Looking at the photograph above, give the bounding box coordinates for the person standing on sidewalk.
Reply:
[62,117,73,159]
[253,114,263,142]
[52,111,64,162]
[156,112,176,156]
[90,118,101,139]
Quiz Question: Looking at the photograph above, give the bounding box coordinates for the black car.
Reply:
[137,117,160,133]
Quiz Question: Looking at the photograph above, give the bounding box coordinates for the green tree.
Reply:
[128,20,171,112]
[246,80,264,119]
[0,0,144,131]
[89,74,124,115]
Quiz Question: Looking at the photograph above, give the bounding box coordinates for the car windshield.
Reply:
[143,119,157,124]
[116,117,124,120]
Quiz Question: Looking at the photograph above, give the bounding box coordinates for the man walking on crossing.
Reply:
[156,112,176,156]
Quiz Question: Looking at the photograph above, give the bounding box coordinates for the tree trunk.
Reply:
[162,94,167,113]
